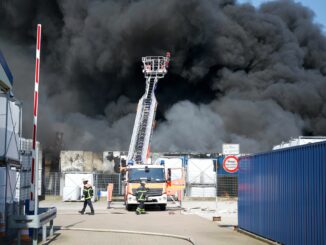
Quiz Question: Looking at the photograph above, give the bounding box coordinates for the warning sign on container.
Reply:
[223,156,239,173]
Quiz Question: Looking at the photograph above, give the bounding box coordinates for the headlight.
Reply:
[128,195,135,201]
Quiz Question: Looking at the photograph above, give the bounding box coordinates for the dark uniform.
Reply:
[79,181,95,215]
[136,182,148,215]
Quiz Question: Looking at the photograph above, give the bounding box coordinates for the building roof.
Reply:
[0,50,13,90]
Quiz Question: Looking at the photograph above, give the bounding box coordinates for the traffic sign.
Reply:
[223,156,239,173]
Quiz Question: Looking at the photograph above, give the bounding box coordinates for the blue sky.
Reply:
[238,0,326,31]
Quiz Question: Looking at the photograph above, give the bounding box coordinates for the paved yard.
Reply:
[38,200,265,245]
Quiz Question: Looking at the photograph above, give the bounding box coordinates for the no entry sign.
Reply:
[223,156,239,173]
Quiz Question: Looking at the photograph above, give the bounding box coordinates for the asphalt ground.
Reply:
[36,200,265,245]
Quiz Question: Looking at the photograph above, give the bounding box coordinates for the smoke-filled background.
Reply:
[0,0,325,153]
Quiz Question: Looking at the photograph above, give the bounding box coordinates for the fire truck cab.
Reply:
[124,164,167,211]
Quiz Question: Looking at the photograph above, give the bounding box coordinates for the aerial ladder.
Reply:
[127,53,170,164]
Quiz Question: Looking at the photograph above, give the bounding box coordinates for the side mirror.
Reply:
[167,168,172,182]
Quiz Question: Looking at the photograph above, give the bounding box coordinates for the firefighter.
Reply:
[78,179,95,215]
[136,180,148,215]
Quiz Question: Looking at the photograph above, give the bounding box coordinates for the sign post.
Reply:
[222,144,240,155]
[215,159,218,214]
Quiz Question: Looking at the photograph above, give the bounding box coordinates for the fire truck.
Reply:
[124,53,170,211]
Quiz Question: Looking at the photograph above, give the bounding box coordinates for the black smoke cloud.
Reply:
[0,0,325,153]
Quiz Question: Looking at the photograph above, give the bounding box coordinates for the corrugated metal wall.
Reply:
[238,142,326,245]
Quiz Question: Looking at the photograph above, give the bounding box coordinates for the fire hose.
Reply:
[60,227,195,245]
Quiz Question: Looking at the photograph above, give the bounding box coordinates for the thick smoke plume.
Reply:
[0,0,325,153]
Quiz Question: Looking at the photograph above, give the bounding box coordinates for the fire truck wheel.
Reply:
[159,204,166,211]
[126,204,135,211]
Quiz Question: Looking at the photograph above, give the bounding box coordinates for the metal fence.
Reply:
[44,170,238,199]
[185,175,238,198]
[94,173,122,196]
[185,157,238,198]
[217,175,238,197]
[44,172,123,197]
[44,172,62,196]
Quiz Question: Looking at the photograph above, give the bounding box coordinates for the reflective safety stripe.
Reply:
[136,207,145,213]
[137,190,147,201]
[139,193,145,201]
[136,187,147,201]
[136,190,147,201]
[84,188,93,199]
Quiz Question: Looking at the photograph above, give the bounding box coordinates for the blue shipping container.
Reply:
[238,142,326,245]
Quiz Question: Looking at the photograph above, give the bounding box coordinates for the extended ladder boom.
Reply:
[127,53,170,164]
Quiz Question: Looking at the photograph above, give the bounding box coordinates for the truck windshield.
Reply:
[129,168,165,183]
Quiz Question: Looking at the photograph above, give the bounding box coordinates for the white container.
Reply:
[0,168,5,203]
[21,153,32,170]
[18,153,32,201]
[16,171,30,201]
[273,136,326,150]
[190,187,216,197]
[64,173,94,188]
[187,159,216,185]
[38,169,42,196]
[155,157,184,180]
[20,138,42,196]
[155,157,182,168]
[203,187,216,197]
[190,187,203,197]
[0,95,20,162]
[0,167,17,203]
[63,186,81,201]
[64,173,95,201]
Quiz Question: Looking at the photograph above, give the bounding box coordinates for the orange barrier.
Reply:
[177,190,183,201]
[166,168,185,197]
[107,183,114,208]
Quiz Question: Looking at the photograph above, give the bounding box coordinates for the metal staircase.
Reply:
[127,53,170,164]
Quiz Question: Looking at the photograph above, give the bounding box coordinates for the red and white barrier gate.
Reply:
[30,24,42,214]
